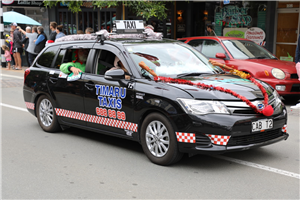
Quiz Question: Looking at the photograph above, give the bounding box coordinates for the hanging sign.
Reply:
[244,27,265,45]
[224,0,230,5]
[2,0,43,6]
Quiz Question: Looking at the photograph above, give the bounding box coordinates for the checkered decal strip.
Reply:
[55,108,138,132]
[176,132,196,143]
[25,102,35,110]
[206,134,231,145]
[282,124,287,133]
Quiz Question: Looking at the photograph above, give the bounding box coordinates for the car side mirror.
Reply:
[104,69,125,80]
[215,53,226,59]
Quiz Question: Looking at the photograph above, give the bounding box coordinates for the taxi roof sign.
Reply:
[113,20,144,34]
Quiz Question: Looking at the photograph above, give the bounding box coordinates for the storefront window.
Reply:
[204,1,268,46]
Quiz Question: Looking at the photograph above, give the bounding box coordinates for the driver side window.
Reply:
[201,40,226,58]
[95,49,130,76]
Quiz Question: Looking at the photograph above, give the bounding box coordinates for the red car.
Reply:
[178,36,300,97]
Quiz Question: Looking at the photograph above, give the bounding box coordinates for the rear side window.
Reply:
[201,40,226,58]
[36,46,59,68]
[187,39,203,52]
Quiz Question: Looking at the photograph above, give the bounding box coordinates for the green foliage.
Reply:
[43,0,167,20]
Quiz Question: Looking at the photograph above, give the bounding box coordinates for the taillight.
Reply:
[24,68,30,83]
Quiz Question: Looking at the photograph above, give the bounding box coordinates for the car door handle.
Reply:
[85,83,95,90]
[49,77,58,84]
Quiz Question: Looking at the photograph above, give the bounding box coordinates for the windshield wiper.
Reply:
[177,72,213,78]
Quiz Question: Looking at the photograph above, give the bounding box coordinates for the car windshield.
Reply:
[223,40,276,59]
[125,42,223,78]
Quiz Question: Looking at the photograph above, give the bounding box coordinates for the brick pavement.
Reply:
[1,67,27,88]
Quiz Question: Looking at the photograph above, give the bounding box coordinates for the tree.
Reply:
[43,0,167,21]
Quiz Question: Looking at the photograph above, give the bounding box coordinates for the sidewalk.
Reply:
[1,66,28,73]
[0,66,26,88]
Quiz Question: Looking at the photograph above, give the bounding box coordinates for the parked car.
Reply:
[23,23,288,166]
[177,36,300,97]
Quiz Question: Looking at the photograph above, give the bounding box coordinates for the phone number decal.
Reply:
[96,107,126,120]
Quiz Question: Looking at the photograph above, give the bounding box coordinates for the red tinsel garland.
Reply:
[154,76,274,116]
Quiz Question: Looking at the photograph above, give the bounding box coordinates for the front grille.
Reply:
[222,95,276,115]
[227,128,283,146]
[196,134,211,147]
[291,84,300,92]
[290,74,299,79]
[233,109,257,114]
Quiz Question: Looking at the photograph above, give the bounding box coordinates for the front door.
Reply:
[83,46,137,136]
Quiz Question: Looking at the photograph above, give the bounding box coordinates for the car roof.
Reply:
[178,36,251,42]
[46,37,178,48]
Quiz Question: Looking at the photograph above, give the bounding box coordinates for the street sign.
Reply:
[224,0,230,5]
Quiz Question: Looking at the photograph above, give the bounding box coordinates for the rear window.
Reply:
[36,46,59,68]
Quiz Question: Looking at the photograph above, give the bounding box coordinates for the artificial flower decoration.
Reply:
[138,61,274,116]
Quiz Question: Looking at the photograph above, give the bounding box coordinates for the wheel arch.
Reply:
[33,92,56,117]
[136,108,179,142]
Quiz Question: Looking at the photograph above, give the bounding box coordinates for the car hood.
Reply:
[238,59,296,73]
[168,74,272,100]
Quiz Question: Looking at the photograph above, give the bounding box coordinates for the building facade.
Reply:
[2,1,300,61]
[168,1,300,62]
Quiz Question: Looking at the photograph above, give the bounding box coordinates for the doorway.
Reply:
[275,5,300,62]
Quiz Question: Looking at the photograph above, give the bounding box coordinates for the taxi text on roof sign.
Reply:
[114,20,144,34]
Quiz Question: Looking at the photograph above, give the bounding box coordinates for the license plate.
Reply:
[252,119,273,132]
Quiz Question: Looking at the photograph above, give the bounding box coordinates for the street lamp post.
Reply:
[0,1,6,68]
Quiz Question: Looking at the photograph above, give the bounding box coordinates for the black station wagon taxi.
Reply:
[23,21,289,165]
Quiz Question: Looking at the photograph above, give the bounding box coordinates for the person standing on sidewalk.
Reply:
[21,26,31,67]
[55,25,65,40]
[19,26,38,66]
[49,22,57,42]
[2,45,12,70]
[34,26,47,55]
[295,34,300,64]
[11,22,23,70]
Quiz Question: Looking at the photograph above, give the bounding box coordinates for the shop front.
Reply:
[174,1,271,48]
[174,1,300,61]
[49,2,116,35]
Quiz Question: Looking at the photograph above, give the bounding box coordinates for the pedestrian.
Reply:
[21,26,31,67]
[295,34,300,64]
[2,45,12,70]
[49,21,57,42]
[205,24,215,36]
[77,30,84,34]
[55,25,65,40]
[34,26,47,55]
[85,27,94,34]
[19,26,38,66]
[11,22,23,70]
[8,29,15,68]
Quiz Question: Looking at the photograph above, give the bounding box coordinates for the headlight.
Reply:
[177,98,230,115]
[273,90,282,106]
[271,68,285,79]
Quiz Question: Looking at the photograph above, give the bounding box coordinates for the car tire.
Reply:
[36,95,61,133]
[140,113,183,165]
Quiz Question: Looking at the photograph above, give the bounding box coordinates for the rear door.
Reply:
[47,44,93,126]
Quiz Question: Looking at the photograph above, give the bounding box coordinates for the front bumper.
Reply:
[260,78,300,96]
[175,107,288,154]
